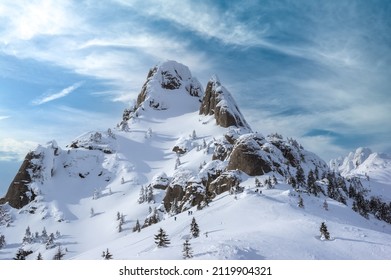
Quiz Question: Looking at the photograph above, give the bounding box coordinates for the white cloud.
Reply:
[115,0,266,47]
[0,0,82,42]
[32,81,84,105]
[0,116,10,121]
[0,138,38,161]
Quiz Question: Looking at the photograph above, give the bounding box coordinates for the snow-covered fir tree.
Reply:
[298,195,304,208]
[53,245,65,260]
[102,248,113,260]
[146,185,154,203]
[154,228,170,248]
[190,217,200,238]
[36,252,43,260]
[320,222,331,240]
[45,234,55,249]
[133,219,141,232]
[182,239,193,259]
[296,166,305,187]
[0,234,5,249]
[138,186,146,204]
[14,249,32,260]
[90,207,95,217]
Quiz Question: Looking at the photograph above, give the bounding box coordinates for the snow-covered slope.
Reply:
[0,61,390,260]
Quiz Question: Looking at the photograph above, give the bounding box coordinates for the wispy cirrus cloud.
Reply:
[32,81,84,105]
[0,115,10,120]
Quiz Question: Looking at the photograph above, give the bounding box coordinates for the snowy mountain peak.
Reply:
[330,147,379,176]
[135,60,203,112]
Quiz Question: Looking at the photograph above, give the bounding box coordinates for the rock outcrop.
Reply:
[0,152,36,209]
[199,75,250,129]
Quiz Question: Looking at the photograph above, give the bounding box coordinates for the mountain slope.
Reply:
[1,61,390,260]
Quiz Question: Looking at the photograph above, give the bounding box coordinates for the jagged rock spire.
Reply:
[199,75,250,129]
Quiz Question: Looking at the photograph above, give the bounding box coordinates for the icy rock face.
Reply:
[0,152,36,209]
[136,60,203,110]
[199,75,250,129]
[0,141,60,209]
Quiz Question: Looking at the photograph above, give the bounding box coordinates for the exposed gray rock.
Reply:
[200,76,250,129]
[0,152,37,209]
[227,134,273,176]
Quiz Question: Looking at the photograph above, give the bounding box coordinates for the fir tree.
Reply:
[182,239,193,259]
[307,170,318,196]
[271,175,278,186]
[146,185,154,203]
[255,177,261,188]
[53,246,65,260]
[22,226,32,244]
[46,234,55,249]
[36,252,43,260]
[41,227,48,243]
[297,195,304,208]
[14,249,33,260]
[133,219,141,232]
[138,186,145,204]
[0,234,5,249]
[296,166,305,187]
[90,207,95,217]
[118,220,123,233]
[320,222,330,240]
[102,248,113,260]
[154,228,170,248]
[190,217,200,238]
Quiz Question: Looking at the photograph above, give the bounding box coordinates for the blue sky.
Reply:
[1,0,390,195]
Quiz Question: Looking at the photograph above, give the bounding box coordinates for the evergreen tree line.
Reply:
[286,166,391,224]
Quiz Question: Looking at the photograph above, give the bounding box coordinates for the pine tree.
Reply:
[297,195,304,208]
[41,227,48,243]
[0,234,5,249]
[190,217,200,238]
[14,249,33,260]
[271,175,278,186]
[192,130,197,140]
[53,246,65,260]
[296,166,305,187]
[90,207,95,217]
[320,222,330,240]
[307,170,318,196]
[118,220,123,233]
[182,239,193,259]
[154,228,170,248]
[46,234,55,249]
[102,248,113,260]
[255,177,261,188]
[133,219,141,232]
[36,252,43,260]
[138,186,145,204]
[146,185,154,203]
[22,226,32,244]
